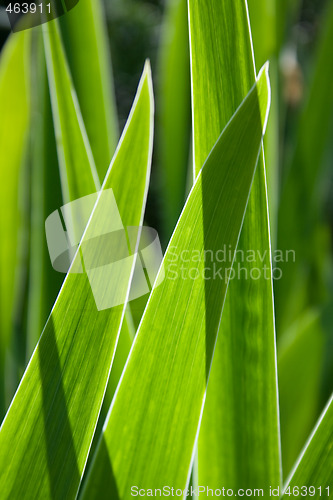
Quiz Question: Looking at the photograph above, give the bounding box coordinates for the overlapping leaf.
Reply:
[43,11,135,410]
[0,61,154,500]
[81,65,271,498]
[190,0,281,492]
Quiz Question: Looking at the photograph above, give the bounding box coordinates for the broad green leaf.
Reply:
[281,393,333,498]
[190,0,281,492]
[43,19,138,491]
[60,0,119,180]
[278,309,324,478]
[276,1,333,332]
[81,65,271,498]
[0,31,31,416]
[0,63,154,500]
[79,309,134,493]
[157,0,191,241]
[43,13,135,401]
[78,317,134,497]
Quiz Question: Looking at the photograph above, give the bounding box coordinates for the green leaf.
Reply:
[79,317,134,496]
[43,19,100,204]
[247,0,279,245]
[190,0,281,492]
[26,34,49,356]
[281,393,333,497]
[59,0,119,180]
[0,31,31,416]
[157,0,191,241]
[43,19,139,491]
[247,0,277,68]
[43,10,135,405]
[26,30,64,358]
[43,12,136,434]
[0,62,154,500]
[81,65,271,498]
[278,310,324,478]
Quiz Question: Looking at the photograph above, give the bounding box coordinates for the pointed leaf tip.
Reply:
[256,61,271,135]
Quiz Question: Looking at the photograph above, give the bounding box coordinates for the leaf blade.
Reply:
[59,0,119,180]
[282,393,333,497]
[157,0,191,241]
[278,310,325,478]
[0,31,31,415]
[43,20,100,202]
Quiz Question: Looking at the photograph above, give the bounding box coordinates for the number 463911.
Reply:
[284,486,330,496]
[6,3,51,14]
